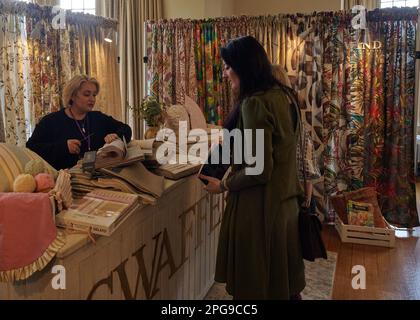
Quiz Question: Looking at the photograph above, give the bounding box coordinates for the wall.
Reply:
[162,0,420,19]
[205,0,235,18]
[163,0,340,19]
[163,0,235,19]
[162,0,205,19]
[232,0,342,15]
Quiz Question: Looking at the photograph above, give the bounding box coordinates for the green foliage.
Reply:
[127,96,166,127]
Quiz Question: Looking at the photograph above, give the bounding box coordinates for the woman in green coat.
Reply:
[200,36,306,300]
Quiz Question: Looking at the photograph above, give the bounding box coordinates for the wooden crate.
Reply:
[335,216,395,248]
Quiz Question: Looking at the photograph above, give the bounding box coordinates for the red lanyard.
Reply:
[69,108,91,151]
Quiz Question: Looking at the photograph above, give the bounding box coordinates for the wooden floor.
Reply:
[326,185,420,300]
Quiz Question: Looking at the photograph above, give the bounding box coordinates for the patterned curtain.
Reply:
[0,12,32,146]
[322,13,354,211]
[194,22,224,125]
[0,0,121,145]
[322,10,419,227]
[147,21,175,106]
[26,18,62,125]
[146,8,420,227]
[379,12,418,227]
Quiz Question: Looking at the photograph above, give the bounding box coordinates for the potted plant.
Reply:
[128,96,166,139]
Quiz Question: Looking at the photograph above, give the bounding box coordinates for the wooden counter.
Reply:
[0,176,225,300]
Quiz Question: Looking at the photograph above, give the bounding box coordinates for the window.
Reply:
[60,0,95,15]
[380,0,419,8]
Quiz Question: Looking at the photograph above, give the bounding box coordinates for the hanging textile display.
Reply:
[322,10,419,227]
[145,8,419,228]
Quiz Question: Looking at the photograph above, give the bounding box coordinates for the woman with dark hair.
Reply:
[200,36,306,300]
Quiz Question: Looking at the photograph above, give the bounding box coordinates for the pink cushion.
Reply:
[184,95,207,130]
[0,193,56,271]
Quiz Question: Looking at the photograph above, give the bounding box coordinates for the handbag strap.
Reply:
[281,86,307,195]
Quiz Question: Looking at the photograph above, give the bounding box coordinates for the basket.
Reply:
[335,215,395,248]
[330,187,386,228]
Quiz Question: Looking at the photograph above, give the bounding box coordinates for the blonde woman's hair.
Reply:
[62,75,100,107]
[272,64,292,89]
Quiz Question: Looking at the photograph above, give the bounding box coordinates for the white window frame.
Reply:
[380,0,420,8]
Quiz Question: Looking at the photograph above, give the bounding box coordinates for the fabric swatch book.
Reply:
[95,138,145,169]
[100,162,165,198]
[347,200,375,227]
[55,189,140,236]
[155,162,202,180]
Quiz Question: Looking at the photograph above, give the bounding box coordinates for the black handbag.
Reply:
[283,86,328,262]
[298,131,327,262]
[298,203,328,262]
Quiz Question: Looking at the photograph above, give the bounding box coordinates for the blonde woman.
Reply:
[27,75,131,170]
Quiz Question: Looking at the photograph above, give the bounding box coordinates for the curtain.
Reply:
[322,13,354,217]
[96,0,119,18]
[194,22,224,124]
[73,24,122,120]
[415,10,420,172]
[0,12,32,146]
[322,9,419,227]
[146,8,420,227]
[26,18,62,126]
[97,0,163,139]
[343,0,380,10]
[379,12,418,227]
[0,0,121,145]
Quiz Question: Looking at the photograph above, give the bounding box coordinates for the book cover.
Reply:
[347,200,375,227]
[56,189,139,236]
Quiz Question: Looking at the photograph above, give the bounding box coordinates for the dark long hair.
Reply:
[221,36,279,130]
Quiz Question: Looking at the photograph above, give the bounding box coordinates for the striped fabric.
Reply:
[0,144,57,192]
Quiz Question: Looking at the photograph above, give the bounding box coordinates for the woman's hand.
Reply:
[104,133,120,144]
[199,175,223,194]
[302,197,311,209]
[303,181,313,209]
[67,139,81,155]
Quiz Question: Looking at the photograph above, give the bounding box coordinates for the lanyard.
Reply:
[69,108,91,151]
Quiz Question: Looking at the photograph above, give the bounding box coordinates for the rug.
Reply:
[205,251,337,300]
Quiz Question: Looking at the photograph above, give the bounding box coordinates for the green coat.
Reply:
[215,86,306,300]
